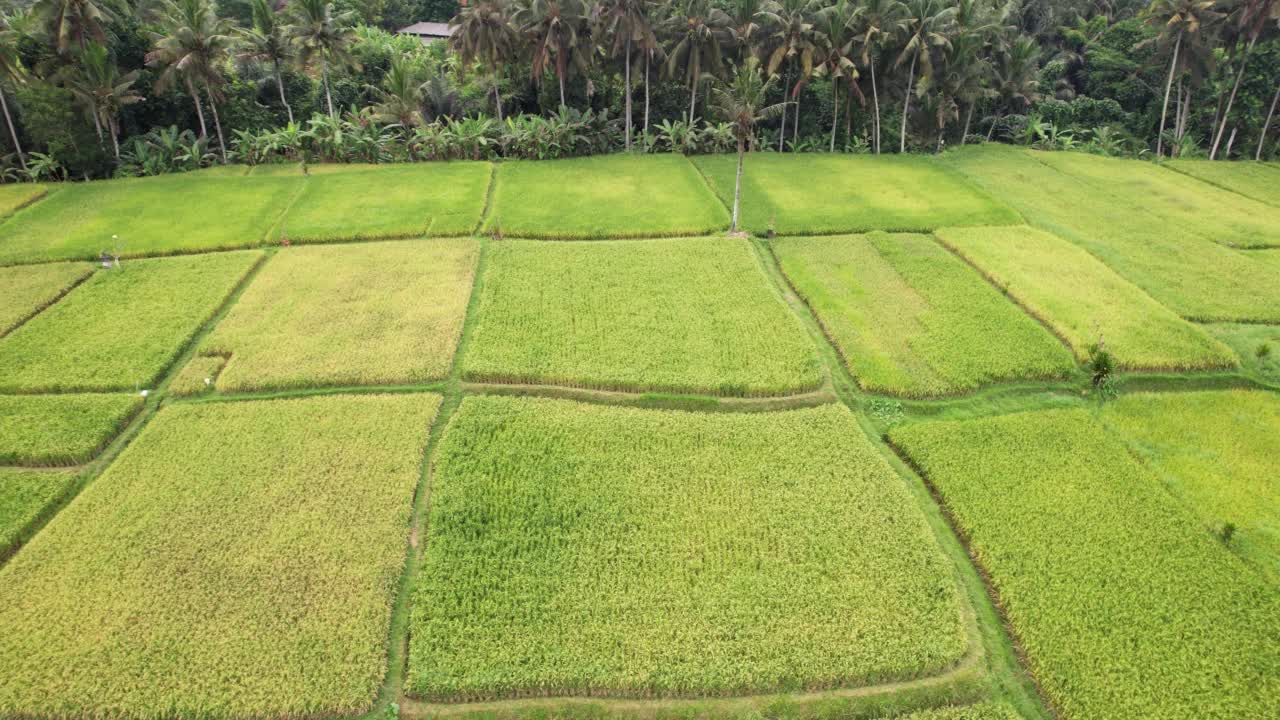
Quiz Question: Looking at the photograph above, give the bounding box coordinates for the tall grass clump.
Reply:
[0,252,261,392]
[409,396,967,700]
[0,393,441,718]
[201,240,477,392]
[774,232,1073,396]
[891,409,1280,719]
[463,238,822,396]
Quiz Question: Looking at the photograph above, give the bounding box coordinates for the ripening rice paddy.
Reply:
[199,240,477,392]
[0,251,260,392]
[693,153,1021,235]
[279,162,490,241]
[482,154,730,238]
[1205,322,1280,384]
[890,407,1280,719]
[0,469,75,557]
[0,393,440,718]
[0,393,143,466]
[934,225,1236,370]
[0,183,49,219]
[1167,159,1280,207]
[463,238,823,396]
[940,145,1280,322]
[0,174,299,264]
[409,396,967,700]
[773,232,1072,396]
[0,261,92,335]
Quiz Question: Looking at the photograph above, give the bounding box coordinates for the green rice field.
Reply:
[2,148,1279,720]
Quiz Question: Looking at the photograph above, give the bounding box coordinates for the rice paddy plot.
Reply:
[409,397,967,700]
[168,355,227,396]
[463,238,822,396]
[0,251,260,392]
[1166,159,1280,207]
[0,174,299,264]
[0,261,93,335]
[0,183,49,218]
[940,145,1280,322]
[0,393,440,718]
[482,154,730,238]
[0,468,75,557]
[1204,322,1280,384]
[890,408,1280,719]
[279,162,491,241]
[1102,390,1280,584]
[692,153,1020,235]
[774,232,1072,396]
[934,225,1235,370]
[201,240,476,392]
[1035,151,1280,248]
[896,704,1022,720]
[0,393,143,466]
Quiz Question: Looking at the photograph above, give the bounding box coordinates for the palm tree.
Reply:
[988,34,1040,141]
[148,0,234,162]
[895,0,955,153]
[639,0,667,133]
[709,58,786,232]
[665,0,730,125]
[370,57,425,128]
[66,42,142,159]
[761,0,818,149]
[726,0,766,63]
[850,0,908,154]
[450,0,520,122]
[1259,78,1279,160]
[514,0,592,110]
[599,0,657,148]
[938,30,988,147]
[1210,0,1276,159]
[289,0,358,118]
[237,0,294,124]
[0,19,27,169]
[813,1,858,152]
[1143,0,1221,157]
[32,0,112,56]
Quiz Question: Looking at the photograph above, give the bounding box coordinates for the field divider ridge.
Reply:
[0,267,96,340]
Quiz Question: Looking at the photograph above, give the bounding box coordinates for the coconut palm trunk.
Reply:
[1156,30,1182,158]
[900,50,917,153]
[1211,35,1256,160]
[322,57,335,118]
[1258,80,1280,160]
[205,80,228,163]
[186,76,208,137]
[624,34,632,149]
[731,136,744,231]
[792,83,800,144]
[870,61,880,154]
[109,117,120,159]
[493,78,503,121]
[1,89,26,170]
[830,76,839,152]
[644,52,651,131]
[274,59,294,124]
[961,102,973,145]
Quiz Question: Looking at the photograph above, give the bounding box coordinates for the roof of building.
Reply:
[397,22,455,39]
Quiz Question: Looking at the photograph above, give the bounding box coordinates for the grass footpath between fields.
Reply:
[0,393,441,718]
[408,396,968,701]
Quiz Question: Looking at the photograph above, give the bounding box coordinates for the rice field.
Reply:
[890,408,1280,719]
[482,155,730,238]
[0,393,440,718]
[200,240,477,392]
[1035,151,1280,249]
[168,355,228,396]
[0,469,75,557]
[0,184,49,218]
[898,704,1021,720]
[0,251,260,392]
[693,154,1021,235]
[279,162,490,241]
[463,238,822,396]
[934,225,1236,370]
[0,174,299,264]
[0,393,143,466]
[1205,323,1280,384]
[1102,391,1280,583]
[1166,159,1280,207]
[0,261,92,335]
[774,232,1073,396]
[409,396,967,700]
[939,145,1280,322]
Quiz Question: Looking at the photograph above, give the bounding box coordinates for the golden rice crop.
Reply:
[890,408,1280,719]
[0,251,260,392]
[0,261,92,335]
[1102,390,1280,583]
[463,238,823,396]
[0,183,49,218]
[201,240,477,392]
[0,393,440,718]
[774,232,1073,396]
[896,703,1021,720]
[934,225,1236,370]
[0,468,75,557]
[0,249,261,389]
[409,396,967,701]
[167,355,228,396]
[0,393,143,466]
